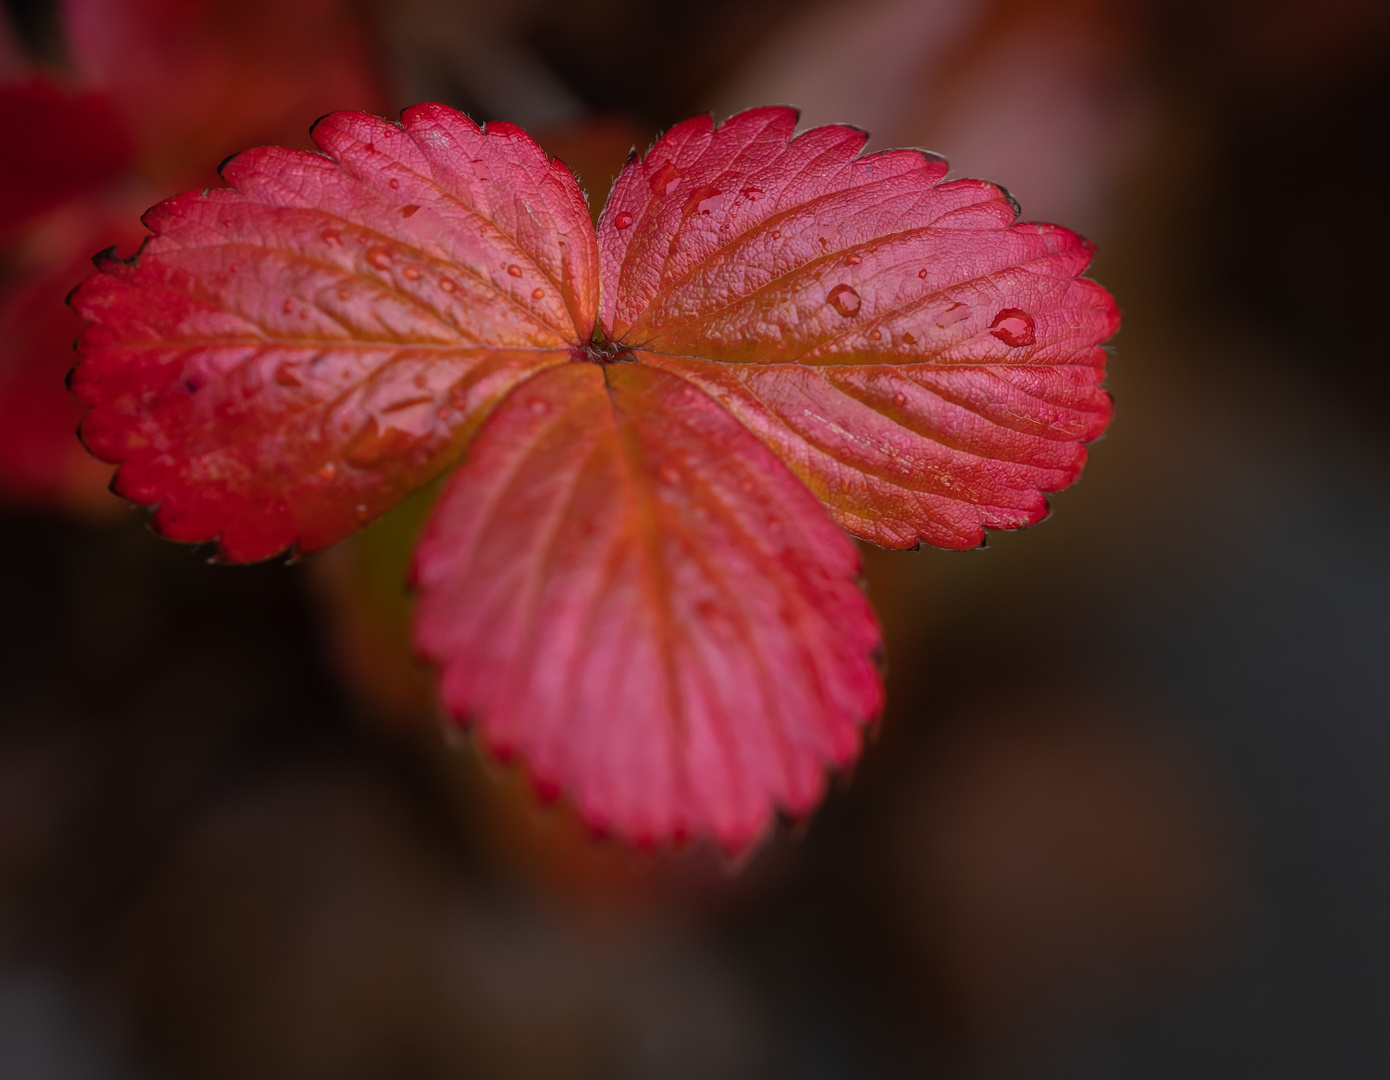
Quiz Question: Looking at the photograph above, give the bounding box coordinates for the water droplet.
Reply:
[846,254,861,265]
[892,391,906,406]
[388,178,400,189]
[869,329,881,340]
[298,307,309,319]
[355,503,370,521]
[382,393,433,413]
[902,331,916,345]
[337,287,349,301]
[659,465,680,484]
[366,245,392,269]
[321,228,341,244]
[317,462,336,480]
[934,301,971,328]
[989,308,1036,347]
[281,298,294,315]
[401,204,420,218]
[531,287,545,299]
[649,160,681,195]
[682,184,724,218]
[770,230,781,240]
[614,211,634,230]
[404,266,421,280]
[346,416,415,468]
[529,399,549,415]
[827,283,861,317]
[439,278,457,293]
[741,187,763,201]
[918,268,928,279]
[507,264,523,277]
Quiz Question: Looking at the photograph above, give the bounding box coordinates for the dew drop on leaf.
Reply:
[827,284,861,317]
[401,204,420,218]
[321,228,341,244]
[366,245,392,269]
[649,160,681,195]
[346,416,415,468]
[934,302,971,328]
[337,287,350,301]
[989,308,1036,347]
[869,329,881,340]
[682,185,724,218]
[528,399,549,415]
[382,393,434,413]
[770,230,780,240]
[388,178,399,189]
[614,211,634,229]
[404,267,421,280]
[918,268,928,279]
[317,463,336,480]
[846,254,861,265]
[902,331,916,345]
[892,391,907,405]
[741,187,763,201]
[507,264,523,277]
[281,298,294,314]
[531,287,545,299]
[439,278,456,293]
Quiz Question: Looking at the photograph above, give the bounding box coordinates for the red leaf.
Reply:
[0,77,132,237]
[70,105,598,561]
[61,0,385,186]
[413,361,882,851]
[71,103,1118,848]
[599,107,1116,549]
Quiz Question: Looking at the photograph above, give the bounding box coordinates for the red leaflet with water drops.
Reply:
[414,362,882,851]
[72,103,1117,849]
[600,107,1116,549]
[71,104,597,561]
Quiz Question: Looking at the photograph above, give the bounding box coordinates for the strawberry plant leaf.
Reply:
[70,105,598,561]
[599,107,1116,549]
[71,103,1118,848]
[413,361,883,851]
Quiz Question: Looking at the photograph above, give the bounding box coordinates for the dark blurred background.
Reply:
[1,0,1388,1076]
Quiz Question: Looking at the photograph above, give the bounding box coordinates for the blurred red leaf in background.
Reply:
[0,78,131,238]
[0,0,385,507]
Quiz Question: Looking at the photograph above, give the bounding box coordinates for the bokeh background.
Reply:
[1,0,1387,1076]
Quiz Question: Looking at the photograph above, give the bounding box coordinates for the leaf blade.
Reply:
[599,108,1117,549]
[70,104,599,561]
[413,362,883,850]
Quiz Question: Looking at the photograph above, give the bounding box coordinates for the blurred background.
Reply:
[1,0,1388,1076]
